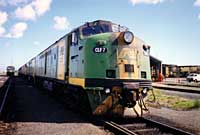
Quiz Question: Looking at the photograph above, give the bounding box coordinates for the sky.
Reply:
[0,0,200,71]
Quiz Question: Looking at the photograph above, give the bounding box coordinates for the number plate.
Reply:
[93,47,107,53]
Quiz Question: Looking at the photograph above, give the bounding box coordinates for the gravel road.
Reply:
[4,77,111,135]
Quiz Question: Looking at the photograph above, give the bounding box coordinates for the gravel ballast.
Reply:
[146,107,200,135]
[9,122,110,135]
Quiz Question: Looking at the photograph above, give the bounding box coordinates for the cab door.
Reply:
[69,31,79,78]
[57,38,66,80]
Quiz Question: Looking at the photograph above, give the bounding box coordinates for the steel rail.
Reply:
[103,120,138,135]
[152,85,200,94]
[102,117,194,135]
[0,79,12,116]
[141,117,194,135]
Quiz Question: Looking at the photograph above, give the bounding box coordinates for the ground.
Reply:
[1,77,112,135]
[146,107,200,135]
[1,77,200,135]
[146,87,200,135]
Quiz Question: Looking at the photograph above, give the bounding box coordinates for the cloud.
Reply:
[194,0,200,6]
[0,11,8,25]
[194,1,200,20]
[14,0,52,21]
[1,0,52,38]
[0,11,7,37]
[198,14,200,20]
[32,0,52,16]
[0,26,6,36]
[8,0,29,6]
[33,41,40,45]
[53,16,70,30]
[4,42,11,47]
[15,4,36,20]
[6,22,28,38]
[129,0,164,5]
[0,0,28,6]
[0,0,6,6]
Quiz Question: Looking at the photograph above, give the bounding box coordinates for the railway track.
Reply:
[152,84,200,94]
[0,77,12,117]
[102,117,194,135]
[0,76,12,134]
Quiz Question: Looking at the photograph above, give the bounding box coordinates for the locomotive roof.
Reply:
[19,20,125,69]
[35,20,117,55]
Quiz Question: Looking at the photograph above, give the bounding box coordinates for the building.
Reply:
[179,65,200,77]
[150,56,162,81]
[162,65,200,78]
[162,64,179,78]
[150,56,200,80]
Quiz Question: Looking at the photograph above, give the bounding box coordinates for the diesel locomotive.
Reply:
[7,66,15,76]
[19,20,152,116]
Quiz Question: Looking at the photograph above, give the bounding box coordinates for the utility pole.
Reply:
[11,57,14,66]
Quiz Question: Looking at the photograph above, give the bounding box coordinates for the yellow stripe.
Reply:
[69,77,85,88]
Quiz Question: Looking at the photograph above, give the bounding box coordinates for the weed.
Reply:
[146,89,200,110]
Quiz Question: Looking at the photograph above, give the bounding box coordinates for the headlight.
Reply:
[142,88,147,94]
[105,88,111,94]
[123,31,134,44]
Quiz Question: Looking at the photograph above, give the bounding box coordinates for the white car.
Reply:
[186,73,200,82]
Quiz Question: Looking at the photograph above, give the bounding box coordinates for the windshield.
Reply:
[82,23,111,37]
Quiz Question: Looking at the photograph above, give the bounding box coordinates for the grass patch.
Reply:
[146,89,200,110]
